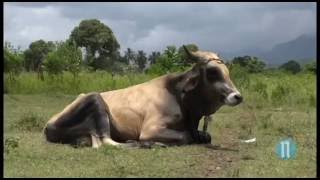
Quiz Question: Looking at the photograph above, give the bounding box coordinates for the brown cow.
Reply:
[43,46,243,148]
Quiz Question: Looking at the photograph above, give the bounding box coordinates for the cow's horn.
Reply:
[183,45,198,62]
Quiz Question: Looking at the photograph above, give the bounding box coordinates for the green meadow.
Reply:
[4,71,316,177]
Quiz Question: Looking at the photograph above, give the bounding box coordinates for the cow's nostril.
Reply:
[234,94,243,102]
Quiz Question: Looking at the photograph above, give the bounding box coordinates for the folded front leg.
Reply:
[139,126,193,146]
[190,130,211,144]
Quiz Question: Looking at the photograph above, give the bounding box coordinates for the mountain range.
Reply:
[221,33,316,67]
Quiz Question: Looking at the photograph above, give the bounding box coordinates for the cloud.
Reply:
[4,3,79,49]
[4,2,316,54]
[127,25,186,53]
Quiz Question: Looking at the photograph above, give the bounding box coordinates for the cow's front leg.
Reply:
[139,126,193,145]
[190,130,211,144]
[186,118,211,144]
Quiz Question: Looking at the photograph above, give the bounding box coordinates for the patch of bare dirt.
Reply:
[200,128,240,177]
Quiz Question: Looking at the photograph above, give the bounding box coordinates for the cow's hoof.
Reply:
[199,131,211,144]
[153,142,168,148]
[194,131,211,144]
[91,135,102,148]
[140,142,154,148]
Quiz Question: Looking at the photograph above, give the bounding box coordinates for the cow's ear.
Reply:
[182,70,200,92]
[183,45,198,62]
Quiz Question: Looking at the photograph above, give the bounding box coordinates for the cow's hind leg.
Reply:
[44,92,123,148]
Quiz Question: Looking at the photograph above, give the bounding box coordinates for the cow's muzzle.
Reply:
[224,92,243,106]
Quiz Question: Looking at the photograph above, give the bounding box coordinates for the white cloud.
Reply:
[4,4,78,49]
[3,2,316,55]
[125,25,185,53]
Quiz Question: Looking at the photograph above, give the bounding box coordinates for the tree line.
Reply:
[4,19,316,81]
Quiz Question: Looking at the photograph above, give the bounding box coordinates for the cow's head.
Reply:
[181,46,243,115]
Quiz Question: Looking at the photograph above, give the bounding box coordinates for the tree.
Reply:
[164,46,181,64]
[304,61,316,74]
[4,42,24,81]
[135,50,147,72]
[69,19,120,70]
[279,60,301,74]
[246,57,266,73]
[123,48,136,65]
[231,56,266,73]
[147,44,198,73]
[43,41,82,77]
[147,46,184,75]
[64,40,83,78]
[90,55,111,71]
[24,40,55,72]
[148,51,161,65]
[44,50,66,76]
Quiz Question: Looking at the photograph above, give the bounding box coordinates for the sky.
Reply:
[3,2,317,55]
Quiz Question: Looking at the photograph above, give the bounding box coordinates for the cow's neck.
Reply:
[165,72,210,130]
[182,83,216,129]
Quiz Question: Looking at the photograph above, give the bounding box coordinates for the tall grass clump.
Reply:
[4,68,316,109]
[4,71,156,95]
[230,70,316,109]
[229,64,251,92]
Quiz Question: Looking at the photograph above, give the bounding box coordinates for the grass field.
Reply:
[3,71,317,177]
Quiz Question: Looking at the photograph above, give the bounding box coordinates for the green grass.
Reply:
[4,94,239,178]
[3,71,317,177]
[4,71,158,95]
[4,71,316,109]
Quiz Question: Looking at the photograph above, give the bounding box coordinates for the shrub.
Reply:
[304,61,316,74]
[44,51,66,75]
[231,56,266,73]
[43,41,82,77]
[147,46,187,75]
[279,60,301,74]
[4,42,24,81]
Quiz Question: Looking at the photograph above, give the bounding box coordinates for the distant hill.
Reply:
[221,34,316,67]
[261,34,316,65]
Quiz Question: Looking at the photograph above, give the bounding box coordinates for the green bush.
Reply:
[23,40,55,72]
[279,60,302,74]
[147,46,188,75]
[43,41,82,77]
[44,51,66,75]
[304,61,316,74]
[231,56,266,73]
[4,42,24,80]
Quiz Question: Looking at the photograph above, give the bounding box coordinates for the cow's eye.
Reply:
[206,68,219,80]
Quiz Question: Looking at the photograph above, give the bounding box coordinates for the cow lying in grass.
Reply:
[43,46,243,148]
